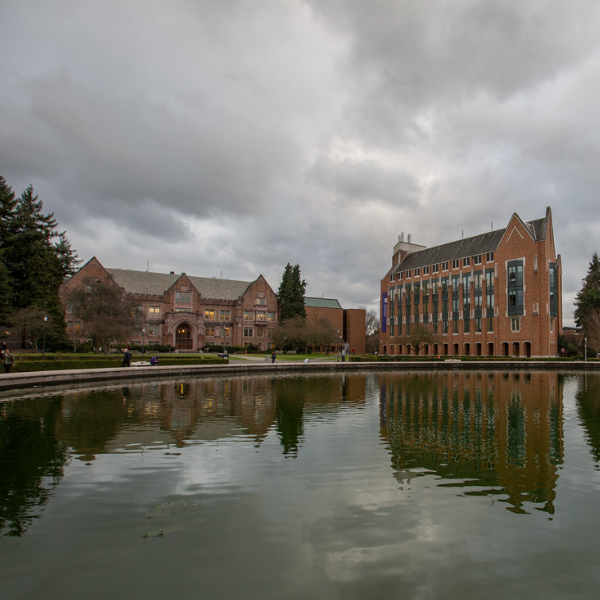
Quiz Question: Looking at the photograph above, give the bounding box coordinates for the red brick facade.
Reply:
[60,258,279,351]
[305,298,366,354]
[380,209,562,358]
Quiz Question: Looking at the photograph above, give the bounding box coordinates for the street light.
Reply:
[43,316,48,357]
[142,328,146,355]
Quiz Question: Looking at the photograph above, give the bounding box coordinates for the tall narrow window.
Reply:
[507,260,524,315]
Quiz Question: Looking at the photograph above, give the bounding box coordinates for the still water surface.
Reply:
[1,371,600,599]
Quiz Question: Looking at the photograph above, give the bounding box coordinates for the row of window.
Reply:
[135,306,278,321]
[392,252,494,281]
[174,291,270,307]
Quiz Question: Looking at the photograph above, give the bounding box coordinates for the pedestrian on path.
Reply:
[3,349,16,373]
[122,346,132,367]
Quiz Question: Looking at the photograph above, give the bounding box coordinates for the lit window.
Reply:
[267,312,276,322]
[206,327,215,336]
[204,309,215,319]
[256,311,266,321]
[224,326,231,336]
[244,311,253,320]
[149,306,160,317]
[255,298,266,305]
[175,308,191,313]
[220,310,230,320]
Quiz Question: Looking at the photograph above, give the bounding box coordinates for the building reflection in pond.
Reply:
[575,374,600,466]
[379,371,564,514]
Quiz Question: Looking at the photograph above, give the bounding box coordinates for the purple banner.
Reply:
[381,292,388,334]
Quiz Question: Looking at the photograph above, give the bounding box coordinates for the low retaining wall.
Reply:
[1,360,599,394]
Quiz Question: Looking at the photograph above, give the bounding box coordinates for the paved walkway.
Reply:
[1,359,597,395]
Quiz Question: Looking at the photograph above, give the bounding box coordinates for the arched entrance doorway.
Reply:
[176,323,193,350]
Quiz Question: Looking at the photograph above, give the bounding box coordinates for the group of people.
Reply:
[0,343,16,373]
[121,346,159,367]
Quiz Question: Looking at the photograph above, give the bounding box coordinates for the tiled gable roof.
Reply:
[106,268,253,300]
[305,297,342,309]
[392,212,549,273]
[392,229,505,273]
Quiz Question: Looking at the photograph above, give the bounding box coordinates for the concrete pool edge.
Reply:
[1,360,600,392]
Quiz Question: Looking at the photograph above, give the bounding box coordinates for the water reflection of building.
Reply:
[379,371,564,513]
[575,374,600,464]
[58,377,280,455]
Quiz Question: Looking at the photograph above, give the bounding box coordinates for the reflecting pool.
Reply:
[2,371,600,599]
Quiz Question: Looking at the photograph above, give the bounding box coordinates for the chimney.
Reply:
[408,234,412,243]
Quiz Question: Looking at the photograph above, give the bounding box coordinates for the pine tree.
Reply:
[0,179,78,348]
[574,252,600,332]
[0,250,12,325]
[277,263,306,321]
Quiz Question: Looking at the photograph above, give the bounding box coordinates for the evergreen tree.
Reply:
[0,250,12,325]
[0,178,78,348]
[574,252,600,332]
[277,263,306,321]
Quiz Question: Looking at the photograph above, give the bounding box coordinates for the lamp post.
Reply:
[142,328,146,355]
[585,337,588,362]
[42,316,48,357]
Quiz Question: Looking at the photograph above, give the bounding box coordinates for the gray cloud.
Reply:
[2,0,600,323]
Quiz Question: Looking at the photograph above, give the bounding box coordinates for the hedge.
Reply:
[11,356,227,373]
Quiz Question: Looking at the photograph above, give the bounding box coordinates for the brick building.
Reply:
[380,208,562,358]
[305,297,366,354]
[60,257,279,351]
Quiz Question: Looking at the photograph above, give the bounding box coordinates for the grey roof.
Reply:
[392,229,505,273]
[392,213,548,274]
[106,268,253,300]
[305,297,342,309]
[526,217,547,241]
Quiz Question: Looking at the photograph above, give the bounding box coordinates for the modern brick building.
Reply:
[380,208,562,357]
[305,297,366,354]
[60,257,279,351]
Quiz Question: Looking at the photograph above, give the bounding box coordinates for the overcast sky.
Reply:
[3,0,600,325]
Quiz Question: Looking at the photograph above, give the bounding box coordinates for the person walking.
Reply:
[271,351,276,363]
[122,346,132,368]
[3,349,16,373]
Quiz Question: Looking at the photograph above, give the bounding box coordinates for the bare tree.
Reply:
[10,306,52,351]
[586,308,600,356]
[271,315,308,351]
[364,308,380,354]
[67,277,134,353]
[306,315,338,354]
[399,323,436,356]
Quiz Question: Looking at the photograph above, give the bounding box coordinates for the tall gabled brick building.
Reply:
[380,208,562,358]
[60,257,279,351]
